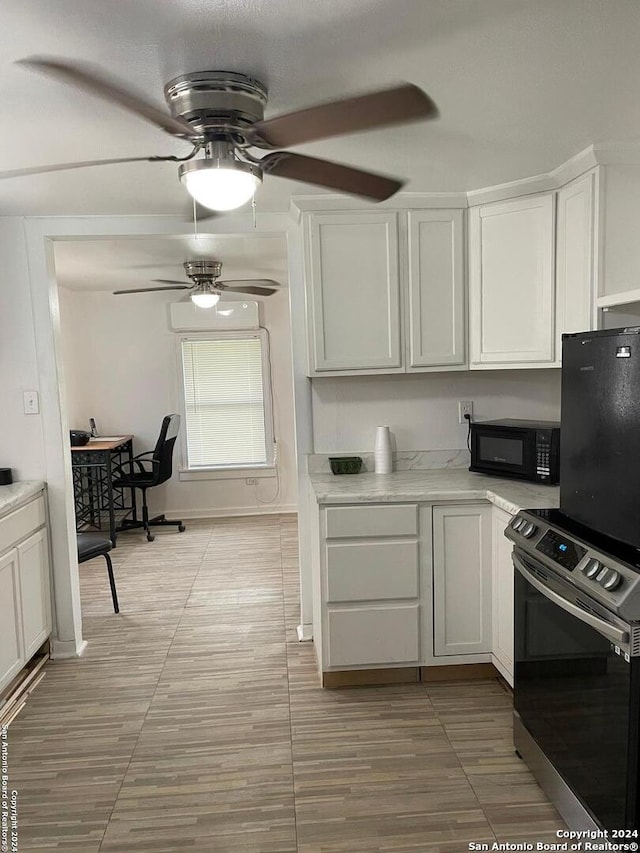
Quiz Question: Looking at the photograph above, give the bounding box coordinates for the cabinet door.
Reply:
[17,528,52,659]
[433,504,492,656]
[491,506,515,686]
[555,171,596,359]
[407,209,465,369]
[469,193,555,367]
[306,211,402,373]
[0,548,25,692]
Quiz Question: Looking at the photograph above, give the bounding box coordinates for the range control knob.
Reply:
[511,517,525,531]
[584,558,602,578]
[601,570,623,591]
[521,522,537,538]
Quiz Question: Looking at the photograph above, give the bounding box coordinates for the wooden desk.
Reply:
[71,436,135,545]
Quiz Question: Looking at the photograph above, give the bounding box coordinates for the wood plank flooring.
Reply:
[7,515,565,851]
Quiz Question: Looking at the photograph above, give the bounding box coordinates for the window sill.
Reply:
[179,466,276,482]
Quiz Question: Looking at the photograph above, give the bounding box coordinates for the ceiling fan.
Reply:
[9,58,439,210]
[113,260,281,308]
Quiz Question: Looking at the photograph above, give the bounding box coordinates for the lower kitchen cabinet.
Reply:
[432,503,492,656]
[312,494,519,681]
[491,505,515,685]
[320,502,421,670]
[0,491,52,693]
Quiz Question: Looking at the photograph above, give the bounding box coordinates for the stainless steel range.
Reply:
[506,506,640,831]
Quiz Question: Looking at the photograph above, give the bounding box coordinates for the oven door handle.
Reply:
[512,553,629,646]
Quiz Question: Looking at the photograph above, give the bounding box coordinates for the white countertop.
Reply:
[308,468,559,515]
[0,481,46,519]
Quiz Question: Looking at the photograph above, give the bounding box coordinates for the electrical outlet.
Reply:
[458,400,473,424]
[245,477,257,485]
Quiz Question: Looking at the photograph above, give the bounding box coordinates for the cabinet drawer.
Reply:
[325,504,417,538]
[326,541,418,601]
[327,605,419,667]
[0,495,45,554]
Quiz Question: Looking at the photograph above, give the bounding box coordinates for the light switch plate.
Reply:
[23,390,39,414]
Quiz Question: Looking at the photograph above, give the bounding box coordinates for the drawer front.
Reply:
[0,495,45,554]
[325,504,417,539]
[327,605,420,667]
[326,541,418,602]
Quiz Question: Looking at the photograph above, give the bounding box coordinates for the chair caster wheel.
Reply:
[147,534,155,542]
[178,524,186,532]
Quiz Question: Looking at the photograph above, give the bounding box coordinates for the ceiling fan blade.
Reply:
[221,284,279,296]
[152,279,189,285]
[219,279,281,289]
[261,152,402,201]
[0,156,159,181]
[113,286,190,294]
[247,83,438,149]
[18,56,197,139]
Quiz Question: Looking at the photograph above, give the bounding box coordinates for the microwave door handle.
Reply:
[512,553,629,647]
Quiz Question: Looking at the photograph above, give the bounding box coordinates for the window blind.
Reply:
[181,336,267,468]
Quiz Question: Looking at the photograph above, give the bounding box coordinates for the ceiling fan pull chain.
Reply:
[252,195,256,229]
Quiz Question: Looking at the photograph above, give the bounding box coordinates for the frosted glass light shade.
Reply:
[191,290,220,309]
[179,159,262,211]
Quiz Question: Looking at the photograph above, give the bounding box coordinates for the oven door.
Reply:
[513,550,639,830]
[470,426,535,480]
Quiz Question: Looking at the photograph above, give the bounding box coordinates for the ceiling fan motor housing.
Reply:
[164,71,268,142]
[183,259,223,282]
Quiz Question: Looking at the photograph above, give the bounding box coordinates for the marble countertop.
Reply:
[0,481,46,519]
[308,468,559,515]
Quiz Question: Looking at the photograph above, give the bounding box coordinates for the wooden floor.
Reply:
[9,515,565,851]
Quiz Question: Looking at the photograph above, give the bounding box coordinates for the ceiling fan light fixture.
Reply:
[179,157,262,212]
[190,282,220,309]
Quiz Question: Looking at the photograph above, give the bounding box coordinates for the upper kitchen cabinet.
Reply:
[305,210,403,374]
[298,200,466,376]
[469,192,556,369]
[555,171,597,358]
[406,209,465,370]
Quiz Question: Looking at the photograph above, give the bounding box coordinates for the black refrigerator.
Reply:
[561,326,640,550]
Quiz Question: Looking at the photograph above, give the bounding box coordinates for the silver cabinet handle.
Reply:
[512,553,629,647]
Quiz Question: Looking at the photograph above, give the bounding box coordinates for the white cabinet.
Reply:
[18,528,52,659]
[306,211,402,373]
[304,207,465,375]
[0,549,24,690]
[320,503,420,670]
[432,504,492,656]
[0,492,51,693]
[491,506,515,686]
[555,171,596,358]
[406,209,465,369]
[469,193,556,368]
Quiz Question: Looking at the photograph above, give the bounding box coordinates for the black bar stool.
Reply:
[77,532,119,613]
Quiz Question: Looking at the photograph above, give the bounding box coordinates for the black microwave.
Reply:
[469,419,560,484]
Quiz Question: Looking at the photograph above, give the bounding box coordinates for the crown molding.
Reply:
[289,141,640,215]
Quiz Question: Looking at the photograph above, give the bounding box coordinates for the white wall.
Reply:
[57,286,297,516]
[0,219,46,480]
[311,369,562,452]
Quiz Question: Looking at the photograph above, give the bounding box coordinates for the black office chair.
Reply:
[114,414,186,542]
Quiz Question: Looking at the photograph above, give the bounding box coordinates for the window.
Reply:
[178,330,274,470]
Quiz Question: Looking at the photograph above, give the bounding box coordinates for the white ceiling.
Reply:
[53,234,289,292]
[2,0,640,218]
[9,0,640,291]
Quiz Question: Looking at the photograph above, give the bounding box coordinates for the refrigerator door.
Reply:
[561,327,640,548]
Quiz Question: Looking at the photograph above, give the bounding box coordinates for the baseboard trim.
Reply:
[50,638,88,659]
[420,662,499,683]
[322,667,420,689]
[161,505,297,520]
[297,623,313,641]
